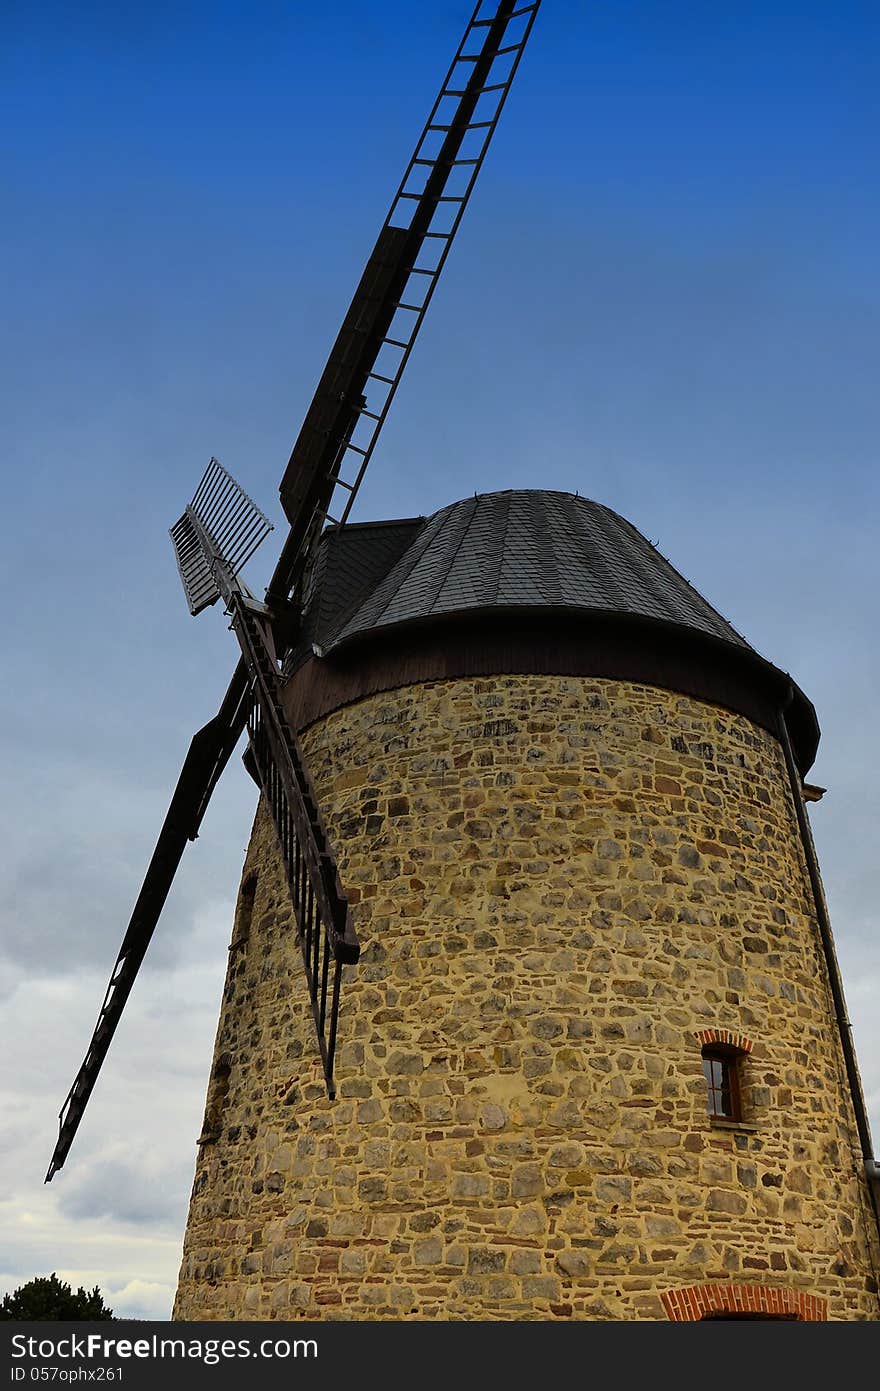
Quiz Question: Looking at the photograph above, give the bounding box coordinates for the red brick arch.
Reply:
[695,1028,754,1054]
[662,1283,827,1321]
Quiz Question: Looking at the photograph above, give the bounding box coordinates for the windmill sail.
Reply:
[45,667,249,1179]
[177,461,360,1094]
[170,457,273,616]
[270,0,541,603]
[47,0,542,1179]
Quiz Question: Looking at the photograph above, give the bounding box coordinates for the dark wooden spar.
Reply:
[47,1,542,1181]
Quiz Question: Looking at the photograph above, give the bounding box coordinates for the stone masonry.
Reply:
[174,675,880,1319]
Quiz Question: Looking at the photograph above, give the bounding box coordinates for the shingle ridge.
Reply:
[425,495,485,614]
[608,509,752,649]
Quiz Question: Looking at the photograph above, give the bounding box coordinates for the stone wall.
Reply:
[174,675,880,1320]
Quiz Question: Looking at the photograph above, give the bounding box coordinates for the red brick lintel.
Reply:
[696,1028,754,1055]
[662,1283,827,1321]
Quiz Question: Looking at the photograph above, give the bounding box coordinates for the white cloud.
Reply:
[106,1279,177,1321]
[0,899,237,1322]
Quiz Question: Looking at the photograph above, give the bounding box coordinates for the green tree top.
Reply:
[0,1273,114,1320]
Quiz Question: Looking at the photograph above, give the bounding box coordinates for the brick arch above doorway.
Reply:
[662,1283,827,1321]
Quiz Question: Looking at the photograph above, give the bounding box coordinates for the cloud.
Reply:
[57,1155,192,1228]
[106,1279,176,1320]
[0,898,237,1324]
[0,1269,177,1322]
[0,749,255,976]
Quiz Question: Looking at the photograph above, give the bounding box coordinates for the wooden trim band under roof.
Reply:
[281,610,819,775]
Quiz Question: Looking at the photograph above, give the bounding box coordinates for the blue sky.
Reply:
[2,1,878,1318]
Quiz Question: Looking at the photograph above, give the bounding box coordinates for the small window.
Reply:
[702,1045,742,1121]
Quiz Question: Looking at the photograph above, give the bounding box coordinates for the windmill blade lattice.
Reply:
[271,0,541,605]
[45,665,250,1180]
[170,457,274,616]
[46,0,542,1180]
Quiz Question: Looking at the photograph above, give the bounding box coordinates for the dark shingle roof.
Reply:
[285,490,819,774]
[310,491,749,653]
[301,516,423,647]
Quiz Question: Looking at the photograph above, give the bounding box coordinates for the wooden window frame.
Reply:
[701,1043,743,1122]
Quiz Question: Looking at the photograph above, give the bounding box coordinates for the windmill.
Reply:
[45,3,880,1324]
[47,0,542,1182]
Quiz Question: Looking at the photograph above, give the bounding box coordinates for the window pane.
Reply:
[702,1051,740,1120]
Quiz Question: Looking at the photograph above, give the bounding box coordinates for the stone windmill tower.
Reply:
[48,4,879,1321]
[172,493,880,1321]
